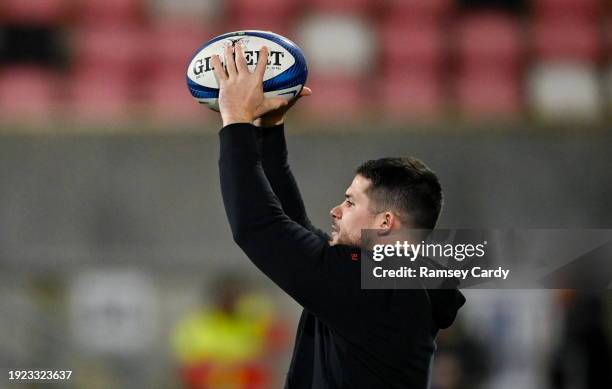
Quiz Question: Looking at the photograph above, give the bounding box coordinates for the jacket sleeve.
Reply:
[219,123,361,336]
[257,124,329,239]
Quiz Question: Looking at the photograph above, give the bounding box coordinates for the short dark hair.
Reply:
[355,157,443,229]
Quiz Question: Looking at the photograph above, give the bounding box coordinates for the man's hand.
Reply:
[212,43,289,127]
[254,86,312,127]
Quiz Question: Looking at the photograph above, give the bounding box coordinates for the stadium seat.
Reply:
[151,0,222,22]
[385,0,453,20]
[308,0,372,15]
[78,0,144,26]
[0,67,57,124]
[456,71,521,119]
[528,63,601,122]
[534,0,599,20]
[225,1,297,36]
[457,12,522,73]
[299,75,365,120]
[225,12,293,38]
[607,19,612,55]
[379,71,444,120]
[378,19,445,74]
[72,26,147,75]
[68,71,134,124]
[2,0,67,24]
[227,0,299,19]
[532,18,600,63]
[297,14,376,76]
[148,73,213,124]
[149,21,212,74]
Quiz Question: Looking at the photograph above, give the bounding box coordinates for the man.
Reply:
[213,43,465,388]
[171,272,289,389]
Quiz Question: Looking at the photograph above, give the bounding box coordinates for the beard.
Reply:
[329,228,361,247]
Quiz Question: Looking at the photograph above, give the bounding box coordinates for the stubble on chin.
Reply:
[328,231,338,246]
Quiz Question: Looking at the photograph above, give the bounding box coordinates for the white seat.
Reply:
[296,14,375,77]
[528,62,602,122]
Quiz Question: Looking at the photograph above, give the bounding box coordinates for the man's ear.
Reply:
[376,212,398,235]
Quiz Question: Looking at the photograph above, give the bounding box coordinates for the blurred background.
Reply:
[1,0,612,388]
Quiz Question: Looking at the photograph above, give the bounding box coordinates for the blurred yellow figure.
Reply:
[171,275,287,389]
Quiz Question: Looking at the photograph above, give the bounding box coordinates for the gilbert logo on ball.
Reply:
[187,30,308,111]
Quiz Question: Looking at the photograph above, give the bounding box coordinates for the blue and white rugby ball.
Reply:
[186,30,308,111]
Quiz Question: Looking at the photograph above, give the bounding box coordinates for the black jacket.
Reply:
[219,123,466,389]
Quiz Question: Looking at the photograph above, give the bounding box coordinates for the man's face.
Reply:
[329,175,379,246]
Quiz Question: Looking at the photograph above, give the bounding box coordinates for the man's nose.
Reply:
[330,205,341,219]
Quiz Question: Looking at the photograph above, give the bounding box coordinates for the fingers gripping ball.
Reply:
[186,30,308,111]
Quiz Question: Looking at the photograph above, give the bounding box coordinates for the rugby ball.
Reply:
[186,30,308,111]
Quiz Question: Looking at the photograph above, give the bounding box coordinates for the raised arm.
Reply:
[219,122,360,337]
[212,44,362,337]
[256,124,327,237]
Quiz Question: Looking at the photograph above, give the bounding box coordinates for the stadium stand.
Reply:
[0,0,610,128]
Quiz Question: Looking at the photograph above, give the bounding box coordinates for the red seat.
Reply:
[308,0,372,15]
[379,71,444,120]
[534,0,599,20]
[606,18,612,55]
[227,0,300,19]
[299,75,365,120]
[0,67,57,124]
[148,72,213,124]
[78,0,144,26]
[457,12,522,73]
[225,12,293,38]
[148,21,212,74]
[533,18,600,63]
[378,19,445,74]
[456,70,521,119]
[2,0,67,24]
[68,71,134,123]
[72,26,147,75]
[385,0,453,21]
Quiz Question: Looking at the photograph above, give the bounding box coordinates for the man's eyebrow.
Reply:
[345,193,353,199]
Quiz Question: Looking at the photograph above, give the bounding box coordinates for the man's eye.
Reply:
[345,199,354,206]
